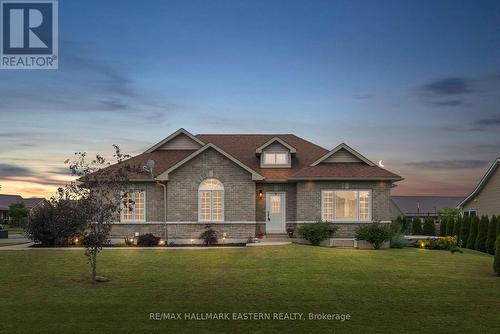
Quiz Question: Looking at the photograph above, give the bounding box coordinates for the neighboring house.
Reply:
[391,196,464,221]
[0,194,45,222]
[99,128,403,244]
[458,158,500,217]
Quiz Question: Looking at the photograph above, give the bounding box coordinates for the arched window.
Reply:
[199,178,224,222]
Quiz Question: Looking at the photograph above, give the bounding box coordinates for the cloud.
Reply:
[432,100,463,107]
[421,77,473,96]
[473,115,500,126]
[0,163,34,177]
[352,94,374,100]
[406,160,490,169]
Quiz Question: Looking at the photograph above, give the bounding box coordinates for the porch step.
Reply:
[262,234,292,243]
[266,233,289,238]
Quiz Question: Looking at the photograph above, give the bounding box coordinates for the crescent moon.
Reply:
[378,160,385,168]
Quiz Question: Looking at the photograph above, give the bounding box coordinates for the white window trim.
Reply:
[321,190,372,222]
[463,209,477,217]
[120,190,146,223]
[198,179,225,223]
[260,151,291,168]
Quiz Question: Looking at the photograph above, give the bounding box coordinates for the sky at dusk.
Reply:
[0,0,499,198]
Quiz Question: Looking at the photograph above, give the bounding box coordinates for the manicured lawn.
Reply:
[1,245,499,333]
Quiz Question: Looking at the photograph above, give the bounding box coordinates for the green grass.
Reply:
[1,245,499,333]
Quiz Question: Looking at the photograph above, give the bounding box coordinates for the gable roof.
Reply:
[144,128,205,153]
[255,137,297,154]
[310,143,376,166]
[88,130,402,182]
[457,158,500,208]
[156,143,264,181]
[393,196,464,216]
[0,195,45,210]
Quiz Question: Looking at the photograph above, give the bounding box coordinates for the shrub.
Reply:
[486,216,497,255]
[355,223,392,249]
[137,233,160,247]
[417,236,461,253]
[411,218,422,235]
[494,236,500,276]
[446,220,455,237]
[439,218,447,236]
[475,216,489,252]
[298,222,337,246]
[199,224,219,246]
[390,233,406,248]
[393,216,409,234]
[466,216,479,249]
[453,217,462,239]
[459,216,471,247]
[26,200,86,247]
[422,218,436,236]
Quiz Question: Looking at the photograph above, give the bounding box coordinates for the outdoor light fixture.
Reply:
[258,190,263,199]
[190,239,194,245]
[74,237,79,244]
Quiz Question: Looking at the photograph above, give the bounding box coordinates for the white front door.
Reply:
[266,192,286,233]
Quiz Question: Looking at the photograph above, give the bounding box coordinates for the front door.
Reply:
[266,192,286,233]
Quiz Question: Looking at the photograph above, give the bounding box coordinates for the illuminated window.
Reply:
[322,191,334,221]
[263,152,289,166]
[321,190,371,221]
[121,191,146,222]
[198,178,224,222]
[271,195,281,213]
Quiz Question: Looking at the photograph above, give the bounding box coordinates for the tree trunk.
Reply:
[91,248,97,283]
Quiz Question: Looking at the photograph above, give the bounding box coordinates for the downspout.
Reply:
[155,180,167,243]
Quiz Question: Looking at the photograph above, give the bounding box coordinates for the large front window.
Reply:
[321,190,371,221]
[121,191,145,222]
[199,178,224,222]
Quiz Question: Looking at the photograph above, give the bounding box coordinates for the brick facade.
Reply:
[110,156,395,242]
[166,147,256,222]
[296,181,392,222]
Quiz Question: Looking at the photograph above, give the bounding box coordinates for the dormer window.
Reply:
[262,151,290,167]
[263,152,288,165]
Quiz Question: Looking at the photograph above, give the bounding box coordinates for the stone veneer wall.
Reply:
[296,181,393,222]
[166,148,256,222]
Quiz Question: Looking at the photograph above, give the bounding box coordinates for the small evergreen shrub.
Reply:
[355,223,392,249]
[439,218,447,236]
[466,216,479,249]
[422,218,436,236]
[459,216,471,247]
[298,222,337,246]
[494,235,500,276]
[411,218,423,235]
[486,216,497,255]
[390,233,406,248]
[417,236,462,253]
[446,220,455,237]
[475,216,489,252]
[137,233,160,246]
[199,224,219,246]
[453,217,462,239]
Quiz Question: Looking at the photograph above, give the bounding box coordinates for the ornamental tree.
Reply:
[486,216,498,255]
[66,145,145,283]
[422,218,436,236]
[467,216,479,249]
[475,216,489,253]
[459,216,471,248]
[8,202,29,227]
[411,218,422,235]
